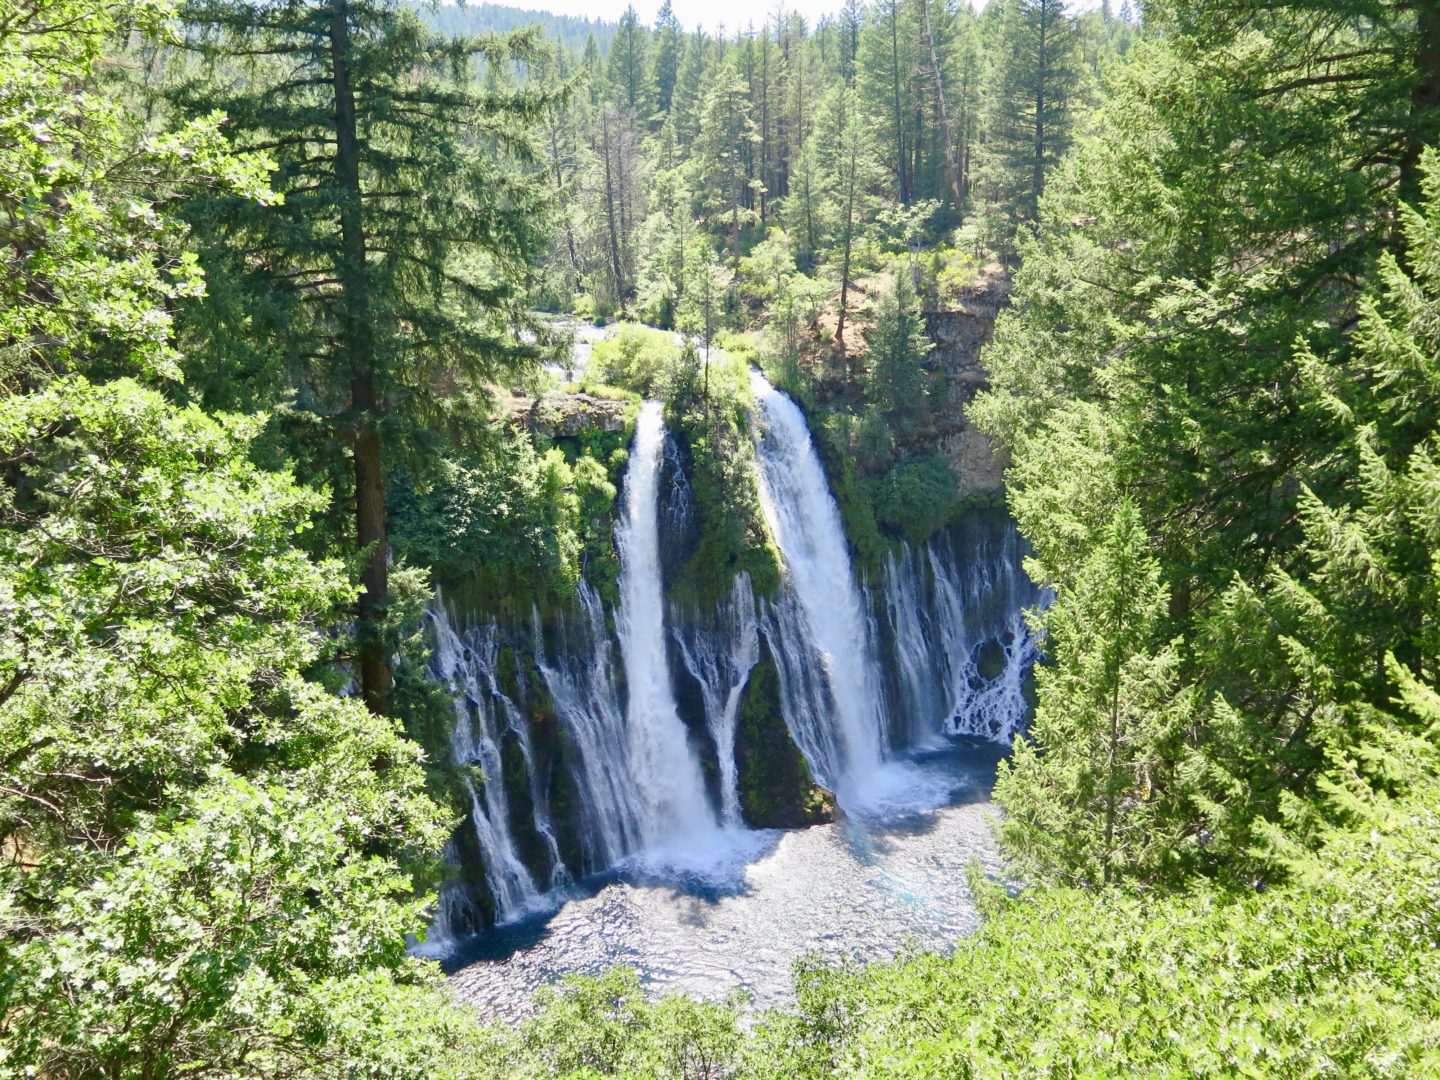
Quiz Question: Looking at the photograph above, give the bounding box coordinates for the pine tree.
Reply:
[995,498,1191,886]
[812,83,882,355]
[669,29,711,154]
[608,5,650,113]
[692,65,758,255]
[172,0,553,711]
[862,269,932,423]
[979,0,1080,251]
[650,0,683,118]
[838,0,863,86]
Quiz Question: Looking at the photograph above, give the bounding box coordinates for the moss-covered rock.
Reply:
[734,644,834,829]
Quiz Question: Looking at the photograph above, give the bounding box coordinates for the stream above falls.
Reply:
[443,738,1007,1019]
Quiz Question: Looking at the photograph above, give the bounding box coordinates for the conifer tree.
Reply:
[650,0,683,117]
[173,0,553,711]
[693,66,758,255]
[979,0,1080,252]
[862,270,932,423]
[995,498,1191,885]
[609,5,650,113]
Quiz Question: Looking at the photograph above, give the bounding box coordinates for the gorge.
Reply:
[419,366,1042,1007]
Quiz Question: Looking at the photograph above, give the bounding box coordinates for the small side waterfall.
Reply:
[611,402,721,852]
[928,528,1042,743]
[427,610,541,923]
[673,573,760,828]
[534,584,641,870]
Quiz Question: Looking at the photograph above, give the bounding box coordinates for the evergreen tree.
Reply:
[862,269,932,423]
[979,0,1081,253]
[995,497,1191,885]
[650,0,683,118]
[692,65,758,255]
[608,5,650,113]
[838,0,863,85]
[172,0,553,711]
[975,0,1440,886]
[0,5,457,1072]
[669,28,711,153]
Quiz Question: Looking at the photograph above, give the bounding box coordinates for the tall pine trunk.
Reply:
[889,1,908,205]
[329,0,390,712]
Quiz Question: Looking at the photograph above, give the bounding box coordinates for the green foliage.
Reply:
[974,1,1440,888]
[866,455,957,547]
[995,499,1194,886]
[734,651,830,828]
[589,323,684,397]
[666,352,782,606]
[0,374,452,1076]
[862,270,933,426]
[0,9,465,1076]
[389,429,620,610]
[513,968,747,1080]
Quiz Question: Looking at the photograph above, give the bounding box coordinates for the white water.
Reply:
[425,610,544,935]
[534,584,643,869]
[611,402,724,859]
[749,372,950,815]
[673,573,760,828]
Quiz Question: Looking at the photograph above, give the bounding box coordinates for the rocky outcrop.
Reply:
[508,391,632,438]
[922,272,1011,500]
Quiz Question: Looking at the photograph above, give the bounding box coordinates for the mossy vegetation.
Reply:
[734,649,833,829]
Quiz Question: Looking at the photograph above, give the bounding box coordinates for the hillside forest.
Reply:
[3,0,1440,1076]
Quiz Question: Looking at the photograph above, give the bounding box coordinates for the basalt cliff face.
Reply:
[923,273,1011,501]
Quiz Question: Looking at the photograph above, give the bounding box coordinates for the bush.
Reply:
[867,455,958,546]
[589,323,684,397]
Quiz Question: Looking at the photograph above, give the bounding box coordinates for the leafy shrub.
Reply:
[589,323,684,397]
[867,455,958,546]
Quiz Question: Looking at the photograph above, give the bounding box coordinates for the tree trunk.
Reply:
[1399,1,1440,222]
[601,109,625,302]
[890,0,908,205]
[549,119,582,289]
[329,0,390,712]
[921,0,964,206]
[836,142,858,365]
[1032,9,1049,219]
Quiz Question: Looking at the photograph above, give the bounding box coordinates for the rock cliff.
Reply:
[922,272,1011,501]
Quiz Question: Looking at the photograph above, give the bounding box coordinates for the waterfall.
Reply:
[421,376,1043,947]
[749,372,926,812]
[673,573,760,828]
[926,526,1043,743]
[501,691,570,889]
[427,607,541,922]
[878,522,1043,747]
[612,401,722,854]
[533,584,642,870]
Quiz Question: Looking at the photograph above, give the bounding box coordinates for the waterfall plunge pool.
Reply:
[442,737,1007,1020]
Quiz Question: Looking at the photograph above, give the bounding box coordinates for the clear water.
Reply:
[442,739,1006,1020]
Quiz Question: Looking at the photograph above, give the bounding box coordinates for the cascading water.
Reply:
[749,371,959,814]
[749,372,885,792]
[872,523,1043,747]
[423,375,1043,953]
[927,526,1043,742]
[672,573,760,828]
[610,401,722,856]
[426,608,542,927]
[533,584,642,870]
